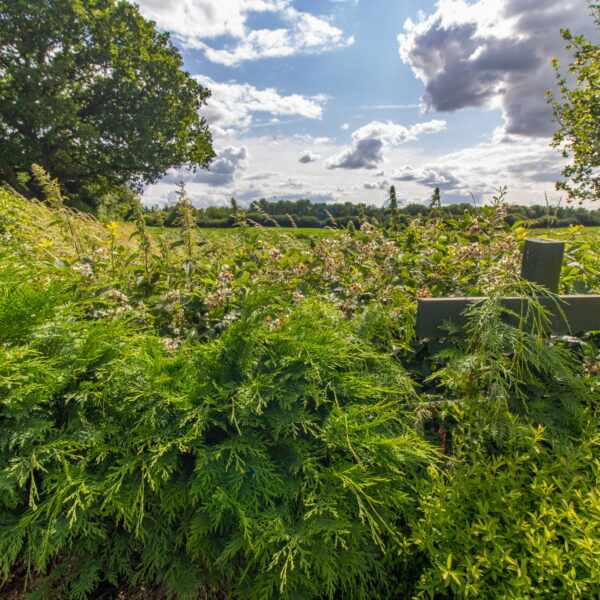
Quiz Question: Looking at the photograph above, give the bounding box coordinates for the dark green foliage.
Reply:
[0,269,434,598]
[0,0,215,208]
[426,296,594,438]
[429,187,441,211]
[142,197,600,229]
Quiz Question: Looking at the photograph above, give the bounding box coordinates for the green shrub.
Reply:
[0,273,434,598]
[2,187,600,599]
[411,424,600,599]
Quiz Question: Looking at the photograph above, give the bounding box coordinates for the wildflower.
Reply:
[72,263,93,277]
[218,264,235,283]
[93,247,109,262]
[162,337,179,352]
[165,289,182,305]
[105,289,132,314]
[106,289,129,304]
[264,316,282,330]
[205,287,230,310]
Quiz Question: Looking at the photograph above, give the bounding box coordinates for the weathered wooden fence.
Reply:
[416,238,600,339]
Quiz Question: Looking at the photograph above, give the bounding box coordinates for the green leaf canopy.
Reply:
[0,0,216,207]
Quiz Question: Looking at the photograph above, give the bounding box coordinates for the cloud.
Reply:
[291,134,332,144]
[398,0,592,137]
[243,171,280,181]
[299,152,320,163]
[364,179,390,190]
[341,123,350,130]
[360,104,420,109]
[327,119,446,170]
[134,0,283,39]
[195,75,328,134]
[328,138,384,170]
[391,165,464,190]
[279,177,305,189]
[135,0,354,65]
[162,146,248,187]
[143,122,573,209]
[505,155,564,184]
[385,135,567,203]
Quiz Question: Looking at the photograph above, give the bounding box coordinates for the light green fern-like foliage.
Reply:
[0,266,434,599]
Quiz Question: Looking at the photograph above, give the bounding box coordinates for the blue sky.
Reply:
[134,0,595,208]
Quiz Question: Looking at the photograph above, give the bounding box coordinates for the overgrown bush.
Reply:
[1,185,599,598]
[0,269,434,598]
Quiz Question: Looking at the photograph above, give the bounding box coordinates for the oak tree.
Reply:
[0,0,215,208]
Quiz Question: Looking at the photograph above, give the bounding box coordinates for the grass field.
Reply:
[187,224,600,242]
[531,225,600,239]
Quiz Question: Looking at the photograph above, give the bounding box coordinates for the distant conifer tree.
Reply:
[387,185,399,231]
[388,185,398,211]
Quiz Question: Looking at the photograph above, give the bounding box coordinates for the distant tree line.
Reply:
[134,194,600,229]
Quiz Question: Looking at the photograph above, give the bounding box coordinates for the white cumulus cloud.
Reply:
[327,119,446,170]
[134,0,354,65]
[195,75,328,135]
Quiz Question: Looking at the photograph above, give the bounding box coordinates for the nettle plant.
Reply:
[0,183,599,599]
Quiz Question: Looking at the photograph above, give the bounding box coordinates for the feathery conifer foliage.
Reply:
[0,185,599,598]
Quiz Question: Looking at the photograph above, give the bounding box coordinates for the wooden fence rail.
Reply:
[416,239,600,339]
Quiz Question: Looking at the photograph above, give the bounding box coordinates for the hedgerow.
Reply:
[1,183,598,598]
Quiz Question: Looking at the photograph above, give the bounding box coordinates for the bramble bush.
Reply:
[0,182,598,598]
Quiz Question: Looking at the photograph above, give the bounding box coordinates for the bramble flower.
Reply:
[106,289,129,304]
[93,247,109,262]
[104,289,133,314]
[264,315,282,330]
[162,337,179,352]
[165,289,182,307]
[72,263,93,277]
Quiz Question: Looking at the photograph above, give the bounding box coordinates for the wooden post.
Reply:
[520,238,565,293]
[415,237,600,339]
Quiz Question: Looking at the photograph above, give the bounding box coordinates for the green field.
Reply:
[183,224,600,242]
[530,225,600,239]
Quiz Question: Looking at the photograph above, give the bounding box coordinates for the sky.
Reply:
[133,0,596,208]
